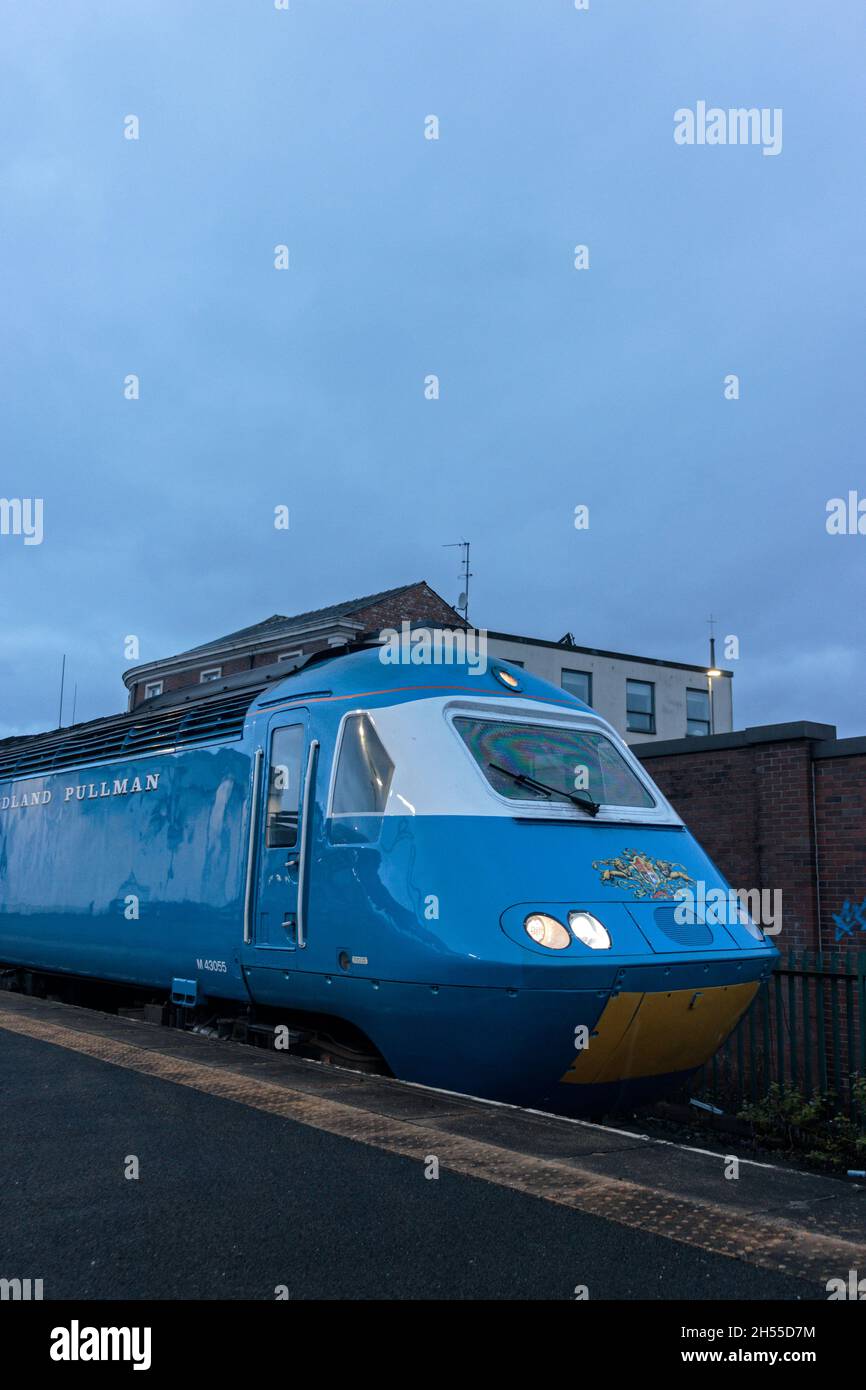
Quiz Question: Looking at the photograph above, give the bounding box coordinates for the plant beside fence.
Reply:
[694,950,866,1130]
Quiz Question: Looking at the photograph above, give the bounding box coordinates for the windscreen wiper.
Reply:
[488,762,600,817]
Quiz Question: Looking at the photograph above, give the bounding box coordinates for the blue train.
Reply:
[0,640,778,1115]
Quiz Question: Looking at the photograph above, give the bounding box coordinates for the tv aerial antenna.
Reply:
[443,540,472,622]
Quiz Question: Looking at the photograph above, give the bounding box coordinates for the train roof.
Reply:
[0,635,591,783]
[248,638,589,710]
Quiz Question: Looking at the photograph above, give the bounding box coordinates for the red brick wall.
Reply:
[351,582,464,633]
[639,746,763,911]
[637,728,866,1095]
[814,750,866,955]
[132,656,254,708]
[751,740,818,954]
[636,727,866,960]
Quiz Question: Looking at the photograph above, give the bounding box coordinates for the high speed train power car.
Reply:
[0,637,778,1115]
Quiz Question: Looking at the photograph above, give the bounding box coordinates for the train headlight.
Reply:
[524,913,571,950]
[493,667,521,690]
[568,911,611,950]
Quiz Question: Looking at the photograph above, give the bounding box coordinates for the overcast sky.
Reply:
[1,1,863,739]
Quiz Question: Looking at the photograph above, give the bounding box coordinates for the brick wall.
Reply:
[142,657,253,704]
[812,738,866,954]
[636,723,866,958]
[351,582,465,634]
[638,725,866,1097]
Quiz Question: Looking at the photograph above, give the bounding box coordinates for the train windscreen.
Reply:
[454,717,655,810]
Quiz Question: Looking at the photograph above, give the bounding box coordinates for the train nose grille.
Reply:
[652,905,714,947]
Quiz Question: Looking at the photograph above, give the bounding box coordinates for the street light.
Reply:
[707,668,721,733]
[706,617,722,735]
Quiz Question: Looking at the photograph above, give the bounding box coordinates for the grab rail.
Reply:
[297,739,319,949]
[243,746,264,944]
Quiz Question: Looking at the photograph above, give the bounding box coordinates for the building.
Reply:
[485,630,732,746]
[122,580,733,743]
[122,582,462,710]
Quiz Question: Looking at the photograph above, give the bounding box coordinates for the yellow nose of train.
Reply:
[560,980,760,1088]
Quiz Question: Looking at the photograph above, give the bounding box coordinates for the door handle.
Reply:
[285,856,299,870]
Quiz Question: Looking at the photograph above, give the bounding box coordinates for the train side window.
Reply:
[332,714,394,815]
[266,725,305,847]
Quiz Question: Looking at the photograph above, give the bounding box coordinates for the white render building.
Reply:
[485,630,733,746]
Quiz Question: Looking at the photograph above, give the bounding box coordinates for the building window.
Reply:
[687,687,711,737]
[143,680,163,700]
[626,679,655,734]
[562,668,592,706]
[199,666,222,683]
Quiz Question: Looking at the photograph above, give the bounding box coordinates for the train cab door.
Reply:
[249,712,319,954]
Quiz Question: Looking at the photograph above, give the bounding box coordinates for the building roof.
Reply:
[486,629,733,678]
[179,582,427,659]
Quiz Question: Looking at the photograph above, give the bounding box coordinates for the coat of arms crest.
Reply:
[592,847,694,900]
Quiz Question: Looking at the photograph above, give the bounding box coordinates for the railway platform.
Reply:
[1,990,865,1302]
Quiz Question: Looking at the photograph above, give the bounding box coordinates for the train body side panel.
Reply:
[0,744,251,998]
